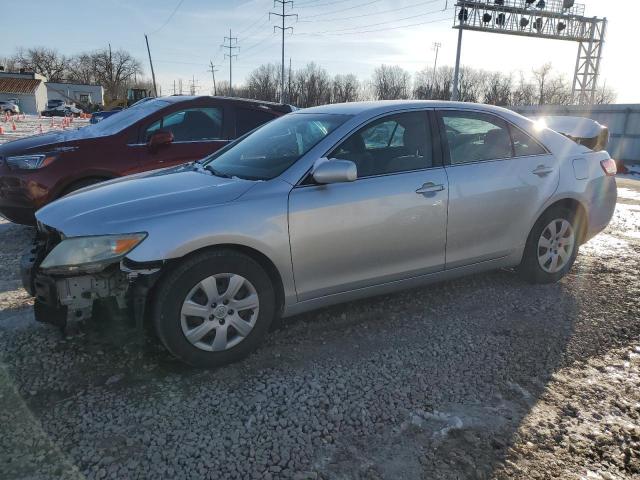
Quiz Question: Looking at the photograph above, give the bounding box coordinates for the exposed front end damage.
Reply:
[21,225,161,330]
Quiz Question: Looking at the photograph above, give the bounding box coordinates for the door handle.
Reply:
[416,182,445,194]
[532,165,553,177]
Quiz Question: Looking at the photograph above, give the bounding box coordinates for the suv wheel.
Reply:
[153,249,275,368]
[519,206,580,284]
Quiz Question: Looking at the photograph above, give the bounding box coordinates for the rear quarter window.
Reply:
[236,108,277,137]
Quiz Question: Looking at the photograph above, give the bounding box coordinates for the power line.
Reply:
[242,31,278,55]
[150,0,186,34]
[298,0,443,23]
[301,0,384,19]
[299,6,451,35]
[295,0,350,7]
[299,14,451,36]
[237,14,270,40]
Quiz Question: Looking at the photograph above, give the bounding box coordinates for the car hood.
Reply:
[36,164,256,236]
[0,128,97,156]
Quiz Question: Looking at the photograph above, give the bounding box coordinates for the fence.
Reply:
[510,104,640,163]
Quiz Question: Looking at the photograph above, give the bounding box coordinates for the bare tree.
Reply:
[331,74,360,103]
[483,72,513,106]
[92,48,143,102]
[594,83,617,104]
[12,47,68,81]
[246,64,280,102]
[290,63,331,108]
[66,53,99,85]
[371,65,411,100]
[0,56,19,72]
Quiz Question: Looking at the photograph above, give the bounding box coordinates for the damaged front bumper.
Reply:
[21,231,161,329]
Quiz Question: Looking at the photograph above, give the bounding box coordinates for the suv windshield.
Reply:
[86,98,169,136]
[204,113,350,180]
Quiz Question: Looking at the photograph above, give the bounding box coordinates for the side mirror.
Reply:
[312,159,357,184]
[148,130,174,152]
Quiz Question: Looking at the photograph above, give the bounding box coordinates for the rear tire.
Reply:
[519,206,580,284]
[152,249,275,368]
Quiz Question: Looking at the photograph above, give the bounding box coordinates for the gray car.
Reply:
[22,101,617,367]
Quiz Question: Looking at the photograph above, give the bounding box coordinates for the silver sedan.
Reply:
[25,101,617,367]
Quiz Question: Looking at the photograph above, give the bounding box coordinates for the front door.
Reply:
[438,109,560,268]
[288,111,448,301]
[135,106,229,170]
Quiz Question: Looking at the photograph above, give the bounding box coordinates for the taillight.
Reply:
[600,158,617,176]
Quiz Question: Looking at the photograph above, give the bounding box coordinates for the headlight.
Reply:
[40,233,147,273]
[6,154,57,170]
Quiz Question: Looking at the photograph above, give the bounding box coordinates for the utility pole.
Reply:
[451,27,463,101]
[208,60,220,96]
[190,75,197,95]
[429,42,442,99]
[144,34,158,97]
[179,79,183,95]
[222,29,239,95]
[173,80,176,95]
[288,57,292,103]
[270,0,297,103]
[431,42,441,92]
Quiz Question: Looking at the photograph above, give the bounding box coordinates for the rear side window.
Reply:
[236,108,277,136]
[145,107,223,142]
[441,111,513,164]
[510,126,547,157]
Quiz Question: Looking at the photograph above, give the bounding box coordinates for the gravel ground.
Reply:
[0,178,639,480]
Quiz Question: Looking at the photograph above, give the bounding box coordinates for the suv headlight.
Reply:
[40,233,147,274]
[6,154,57,170]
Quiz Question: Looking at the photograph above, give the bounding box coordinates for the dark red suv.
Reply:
[0,96,293,224]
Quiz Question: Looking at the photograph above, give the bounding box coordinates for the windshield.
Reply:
[204,113,350,180]
[85,98,170,136]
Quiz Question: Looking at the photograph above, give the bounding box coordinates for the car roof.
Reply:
[297,100,517,118]
[162,95,294,112]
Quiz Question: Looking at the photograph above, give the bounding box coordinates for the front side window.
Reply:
[441,112,513,164]
[330,111,432,178]
[204,113,350,180]
[144,107,223,142]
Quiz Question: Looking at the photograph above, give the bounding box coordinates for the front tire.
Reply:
[152,249,275,368]
[519,206,580,284]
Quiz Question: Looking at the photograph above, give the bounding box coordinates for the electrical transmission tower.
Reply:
[270,0,297,103]
[451,0,606,105]
[209,61,220,95]
[222,29,239,95]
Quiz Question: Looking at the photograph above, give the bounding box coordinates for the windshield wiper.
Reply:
[204,164,233,178]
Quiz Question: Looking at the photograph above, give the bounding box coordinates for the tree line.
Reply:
[1,47,616,108]
[224,61,616,107]
[1,47,144,104]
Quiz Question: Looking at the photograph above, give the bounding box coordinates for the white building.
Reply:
[0,71,48,114]
[46,81,104,107]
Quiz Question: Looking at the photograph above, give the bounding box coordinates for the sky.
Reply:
[1,0,638,102]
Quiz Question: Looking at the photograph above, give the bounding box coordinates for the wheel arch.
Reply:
[536,197,589,244]
[56,174,118,198]
[156,243,286,317]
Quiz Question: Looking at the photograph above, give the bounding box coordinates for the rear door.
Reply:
[438,109,560,268]
[135,102,230,170]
